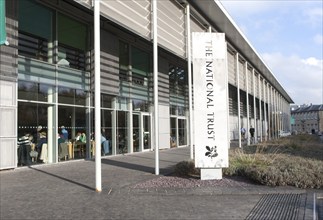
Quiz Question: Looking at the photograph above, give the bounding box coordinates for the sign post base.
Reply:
[200,168,222,180]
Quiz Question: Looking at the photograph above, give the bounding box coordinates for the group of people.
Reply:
[240,126,255,143]
[18,125,113,166]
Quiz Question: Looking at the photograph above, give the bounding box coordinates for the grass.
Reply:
[223,134,323,189]
[174,134,323,189]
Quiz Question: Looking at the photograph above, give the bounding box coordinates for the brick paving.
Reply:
[0,147,322,220]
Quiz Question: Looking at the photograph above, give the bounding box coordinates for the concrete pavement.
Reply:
[1,147,322,220]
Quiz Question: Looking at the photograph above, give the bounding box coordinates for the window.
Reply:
[119,41,129,81]
[119,42,150,86]
[101,94,114,109]
[169,64,188,115]
[57,13,87,70]
[18,0,53,62]
[18,81,55,103]
[132,47,149,86]
[133,99,149,112]
[58,86,86,106]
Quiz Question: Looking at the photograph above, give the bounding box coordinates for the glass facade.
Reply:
[17,0,90,166]
[14,0,189,168]
[169,64,188,147]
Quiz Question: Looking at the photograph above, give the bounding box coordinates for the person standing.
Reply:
[61,126,68,142]
[249,126,255,144]
[240,127,246,141]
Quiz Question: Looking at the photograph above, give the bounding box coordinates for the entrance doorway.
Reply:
[133,113,151,152]
[170,116,187,148]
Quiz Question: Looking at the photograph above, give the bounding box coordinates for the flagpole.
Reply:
[153,0,159,175]
[94,0,102,192]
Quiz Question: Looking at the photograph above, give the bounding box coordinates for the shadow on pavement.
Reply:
[29,166,95,191]
[100,158,174,175]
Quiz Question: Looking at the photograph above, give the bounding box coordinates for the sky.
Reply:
[219,0,323,105]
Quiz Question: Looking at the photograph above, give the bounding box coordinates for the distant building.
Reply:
[291,104,323,134]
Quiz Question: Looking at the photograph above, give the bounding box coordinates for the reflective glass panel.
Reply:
[132,114,139,152]
[178,119,187,146]
[18,81,38,101]
[58,87,74,104]
[117,111,128,154]
[102,109,112,155]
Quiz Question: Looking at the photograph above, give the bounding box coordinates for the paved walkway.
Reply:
[0,147,322,220]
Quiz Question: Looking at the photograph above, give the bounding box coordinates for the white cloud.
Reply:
[261,53,323,105]
[302,57,321,66]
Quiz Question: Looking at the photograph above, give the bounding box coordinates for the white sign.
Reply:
[192,32,229,168]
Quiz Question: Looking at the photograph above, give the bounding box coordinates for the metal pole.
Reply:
[153,0,159,175]
[94,0,102,192]
[186,4,193,160]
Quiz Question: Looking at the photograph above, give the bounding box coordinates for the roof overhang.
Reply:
[187,0,294,103]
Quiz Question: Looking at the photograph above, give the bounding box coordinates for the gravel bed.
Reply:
[133,176,257,189]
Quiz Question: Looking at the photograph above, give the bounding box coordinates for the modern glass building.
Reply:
[0,0,293,170]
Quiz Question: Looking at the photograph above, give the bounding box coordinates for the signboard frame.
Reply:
[192,32,229,169]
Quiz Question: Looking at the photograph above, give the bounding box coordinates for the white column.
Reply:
[268,86,270,139]
[186,4,193,160]
[128,100,133,153]
[236,53,241,148]
[94,0,102,192]
[258,75,262,142]
[252,69,257,143]
[245,62,250,145]
[274,90,278,138]
[47,87,54,163]
[152,0,159,175]
[263,81,267,141]
[112,99,117,155]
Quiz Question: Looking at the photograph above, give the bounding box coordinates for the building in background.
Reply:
[291,104,323,134]
[0,0,293,170]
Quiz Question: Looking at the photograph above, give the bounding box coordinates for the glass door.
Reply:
[170,117,177,148]
[178,118,187,146]
[142,113,151,150]
[132,114,140,152]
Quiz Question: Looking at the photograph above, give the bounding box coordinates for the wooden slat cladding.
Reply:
[0,1,18,170]
[247,67,253,95]
[255,73,259,98]
[239,60,246,91]
[100,0,151,39]
[75,0,92,7]
[259,77,263,101]
[157,0,185,57]
[227,50,236,85]
[0,15,18,81]
[190,15,206,33]
[190,16,206,60]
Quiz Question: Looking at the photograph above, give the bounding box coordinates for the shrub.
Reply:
[174,160,200,177]
[175,135,323,189]
[223,135,323,189]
